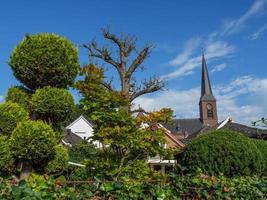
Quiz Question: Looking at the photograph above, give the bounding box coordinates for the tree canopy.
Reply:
[82,28,164,112]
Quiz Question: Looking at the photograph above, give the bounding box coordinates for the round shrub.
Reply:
[180,129,263,176]
[0,102,29,136]
[31,87,75,125]
[6,86,32,111]
[45,145,69,175]
[9,33,79,90]
[10,120,57,169]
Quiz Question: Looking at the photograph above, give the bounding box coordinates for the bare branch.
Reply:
[83,42,119,68]
[102,28,122,49]
[127,44,153,78]
[130,77,165,101]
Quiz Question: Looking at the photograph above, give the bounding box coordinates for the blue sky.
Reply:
[0,0,267,124]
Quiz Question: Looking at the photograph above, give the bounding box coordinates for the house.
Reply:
[62,115,102,148]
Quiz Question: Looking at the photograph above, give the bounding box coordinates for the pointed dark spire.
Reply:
[200,54,215,101]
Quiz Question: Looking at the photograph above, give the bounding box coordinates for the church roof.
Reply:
[162,118,203,136]
[221,121,267,140]
[200,54,216,101]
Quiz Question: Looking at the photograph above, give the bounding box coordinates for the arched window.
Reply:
[206,104,213,118]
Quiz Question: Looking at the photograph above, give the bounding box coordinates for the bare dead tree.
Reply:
[83,28,165,111]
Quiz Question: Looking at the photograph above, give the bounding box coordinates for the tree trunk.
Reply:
[19,162,32,180]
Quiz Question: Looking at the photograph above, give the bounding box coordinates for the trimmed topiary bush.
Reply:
[5,86,32,111]
[9,33,79,90]
[0,102,29,136]
[180,129,264,176]
[45,145,69,175]
[31,86,75,126]
[10,120,57,179]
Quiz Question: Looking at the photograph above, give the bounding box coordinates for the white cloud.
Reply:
[250,23,267,40]
[169,37,202,66]
[210,63,227,74]
[163,40,235,80]
[162,1,267,80]
[134,75,267,125]
[218,0,267,36]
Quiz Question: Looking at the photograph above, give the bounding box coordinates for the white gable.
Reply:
[66,115,101,148]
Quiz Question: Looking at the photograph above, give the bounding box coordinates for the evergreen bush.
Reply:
[5,86,32,111]
[180,129,264,176]
[31,86,75,126]
[0,102,29,136]
[9,33,79,90]
[0,136,13,174]
[10,120,57,171]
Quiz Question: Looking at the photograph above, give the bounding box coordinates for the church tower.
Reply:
[199,54,218,127]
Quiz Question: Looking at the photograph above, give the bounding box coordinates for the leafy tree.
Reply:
[0,102,29,136]
[82,28,165,112]
[180,129,264,177]
[10,120,57,179]
[31,86,75,127]
[45,145,69,175]
[76,64,129,129]
[9,33,79,90]
[5,86,32,111]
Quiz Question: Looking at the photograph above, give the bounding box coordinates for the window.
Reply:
[206,104,213,118]
[207,110,213,118]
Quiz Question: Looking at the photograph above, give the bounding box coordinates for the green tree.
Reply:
[0,102,29,136]
[10,120,57,180]
[89,116,165,181]
[82,28,165,112]
[31,86,75,127]
[9,33,79,90]
[5,86,32,111]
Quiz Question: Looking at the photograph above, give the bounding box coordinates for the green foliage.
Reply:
[5,86,32,111]
[45,145,69,175]
[180,129,264,176]
[9,33,79,90]
[0,136,13,174]
[69,142,98,164]
[31,87,75,127]
[0,173,267,199]
[0,102,29,136]
[254,139,267,175]
[10,120,57,170]
[76,64,129,129]
[171,172,267,200]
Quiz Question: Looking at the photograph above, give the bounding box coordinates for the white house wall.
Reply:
[66,116,101,148]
